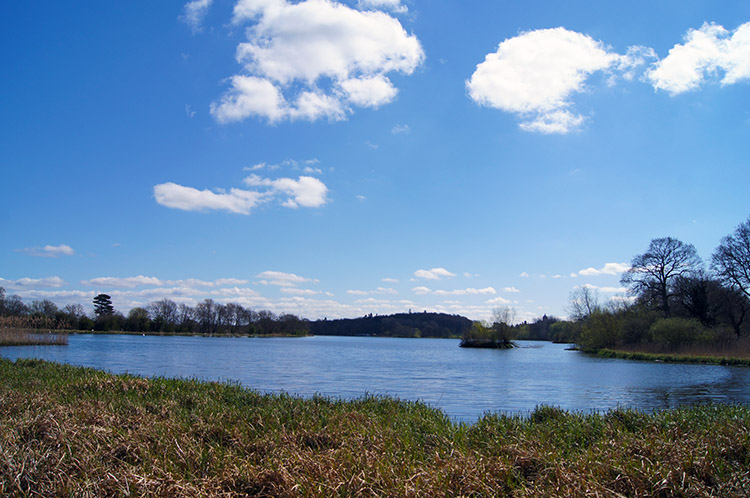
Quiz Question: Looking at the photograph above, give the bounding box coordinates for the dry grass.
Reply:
[0,328,68,346]
[598,338,750,367]
[1,358,749,497]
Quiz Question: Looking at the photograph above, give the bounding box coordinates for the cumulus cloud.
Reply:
[575,262,629,277]
[154,182,269,215]
[244,174,328,208]
[181,0,214,33]
[414,267,456,280]
[19,244,75,258]
[582,283,627,294]
[212,0,424,123]
[433,287,497,296]
[502,286,520,293]
[0,276,66,289]
[467,27,650,134]
[647,21,750,95]
[487,296,512,305]
[256,271,319,287]
[81,276,163,288]
[281,287,322,296]
[346,287,397,295]
[155,173,328,215]
[411,286,496,296]
[357,0,407,14]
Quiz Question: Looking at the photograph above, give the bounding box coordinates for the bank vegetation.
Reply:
[2,358,749,497]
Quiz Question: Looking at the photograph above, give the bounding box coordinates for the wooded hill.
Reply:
[309,312,473,339]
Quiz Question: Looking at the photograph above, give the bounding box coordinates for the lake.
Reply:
[3,334,750,423]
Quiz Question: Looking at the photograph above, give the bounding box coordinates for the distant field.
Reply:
[1,358,749,497]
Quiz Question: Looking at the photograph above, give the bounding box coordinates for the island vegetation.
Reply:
[3,357,750,497]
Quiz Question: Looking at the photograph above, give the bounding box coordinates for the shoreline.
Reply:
[594,348,750,367]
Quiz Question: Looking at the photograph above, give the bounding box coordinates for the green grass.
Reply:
[596,348,750,367]
[1,358,749,497]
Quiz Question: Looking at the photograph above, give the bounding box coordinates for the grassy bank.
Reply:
[0,328,68,346]
[1,359,749,497]
[596,348,750,367]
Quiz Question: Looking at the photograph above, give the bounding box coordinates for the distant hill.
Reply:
[309,312,473,339]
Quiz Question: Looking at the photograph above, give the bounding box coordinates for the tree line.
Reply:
[310,312,472,338]
[566,216,750,352]
[0,291,309,336]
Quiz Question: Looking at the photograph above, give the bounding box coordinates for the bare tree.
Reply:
[568,286,600,321]
[712,216,750,299]
[491,306,515,326]
[148,299,178,331]
[621,237,702,317]
[30,299,59,317]
[194,299,218,334]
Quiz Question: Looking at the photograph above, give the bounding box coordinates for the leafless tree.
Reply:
[148,299,178,331]
[621,237,702,317]
[568,286,600,321]
[712,216,750,300]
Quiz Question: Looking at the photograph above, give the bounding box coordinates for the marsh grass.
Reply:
[0,328,68,346]
[1,358,749,497]
[597,338,750,367]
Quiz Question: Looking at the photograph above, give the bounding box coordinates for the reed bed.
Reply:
[1,358,749,497]
[0,328,68,346]
[597,338,750,367]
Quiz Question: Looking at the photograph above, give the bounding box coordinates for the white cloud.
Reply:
[502,286,520,293]
[0,276,66,290]
[346,287,397,295]
[19,244,75,258]
[256,271,319,287]
[433,287,497,296]
[213,0,424,123]
[357,0,407,14]
[181,0,214,33]
[154,182,268,215]
[519,272,530,278]
[280,287,321,295]
[411,285,496,296]
[382,277,398,283]
[487,296,512,305]
[467,27,646,134]
[155,173,328,215]
[211,76,289,123]
[647,22,750,95]
[414,267,456,280]
[391,123,410,134]
[244,174,328,208]
[576,262,629,277]
[81,276,163,288]
[582,283,627,294]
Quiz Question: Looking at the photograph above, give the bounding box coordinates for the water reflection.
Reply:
[2,335,750,423]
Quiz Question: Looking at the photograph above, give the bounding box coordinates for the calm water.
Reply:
[3,334,750,422]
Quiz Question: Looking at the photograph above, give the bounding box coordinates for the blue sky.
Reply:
[2,0,749,322]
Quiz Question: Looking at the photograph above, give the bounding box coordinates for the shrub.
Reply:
[648,318,706,349]
[578,310,621,350]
